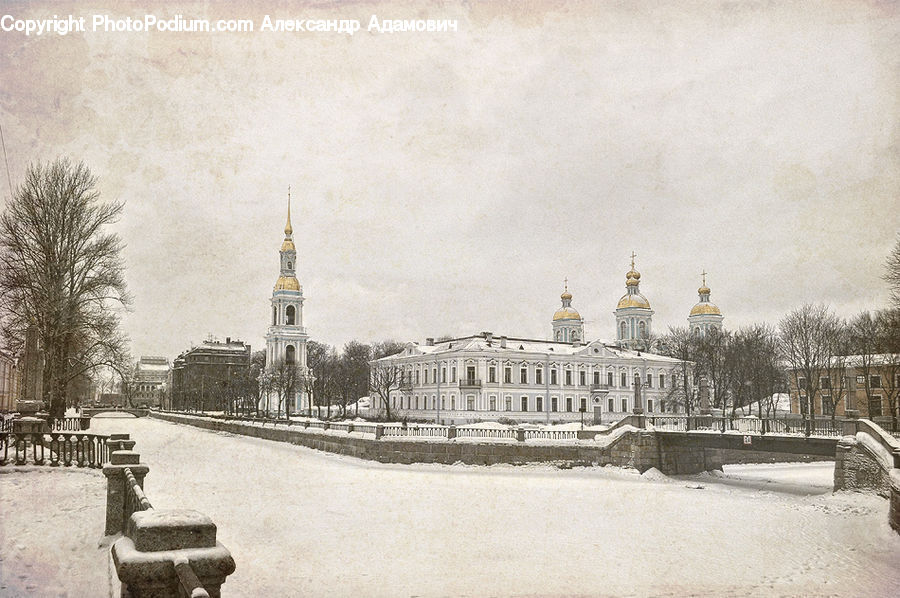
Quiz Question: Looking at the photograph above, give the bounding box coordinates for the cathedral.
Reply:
[369,257,725,424]
[260,193,311,415]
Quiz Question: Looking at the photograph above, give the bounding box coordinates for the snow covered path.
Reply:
[4,416,900,597]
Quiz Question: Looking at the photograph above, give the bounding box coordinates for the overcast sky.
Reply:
[1,1,897,360]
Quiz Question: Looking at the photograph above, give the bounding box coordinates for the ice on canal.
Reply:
[2,415,899,597]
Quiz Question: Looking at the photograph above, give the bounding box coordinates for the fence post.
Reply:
[374,424,384,440]
[516,427,525,442]
[112,509,236,597]
[347,422,355,434]
[102,450,148,536]
[447,425,457,440]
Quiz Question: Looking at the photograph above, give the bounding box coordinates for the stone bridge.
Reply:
[82,407,150,418]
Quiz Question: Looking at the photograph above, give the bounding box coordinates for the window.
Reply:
[621,398,628,412]
[442,396,446,409]
[272,306,277,326]
[798,377,806,390]
[639,321,647,338]
[536,368,543,385]
[432,368,437,383]
[608,397,614,412]
[659,374,665,389]
[488,366,496,383]
[505,397,512,411]
[646,374,652,388]
[647,399,653,412]
[565,370,572,386]
[593,371,600,385]
[856,375,865,385]
[608,372,614,386]
[504,367,511,383]
[620,321,627,339]
[566,397,572,412]
[441,368,446,383]
[415,370,420,384]
[466,366,476,383]
[467,397,475,411]
[536,397,543,412]
[521,396,528,412]
[287,261,292,269]
[580,371,586,386]
[820,377,830,390]
[285,345,296,364]
[489,396,496,410]
[451,367,457,382]
[286,305,296,325]
[424,369,429,385]
[621,372,627,387]
[520,368,528,384]
[871,375,882,388]
[551,369,558,385]
[580,398,587,411]
[822,397,833,415]
[551,397,558,412]
[868,395,882,417]
[414,396,419,409]
[450,397,456,410]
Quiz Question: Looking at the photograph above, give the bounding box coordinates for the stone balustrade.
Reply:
[103,434,235,597]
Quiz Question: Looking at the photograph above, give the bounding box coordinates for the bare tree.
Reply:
[874,309,900,430]
[659,327,697,415]
[850,311,880,419]
[370,340,405,420]
[0,159,130,417]
[884,234,900,310]
[267,359,301,418]
[779,304,841,423]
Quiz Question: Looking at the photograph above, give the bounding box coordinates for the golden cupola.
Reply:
[689,271,721,316]
[617,255,651,309]
[553,280,581,321]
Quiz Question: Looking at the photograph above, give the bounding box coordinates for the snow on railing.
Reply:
[523,429,578,441]
[456,427,517,440]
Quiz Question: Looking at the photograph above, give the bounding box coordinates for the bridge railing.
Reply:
[104,436,235,596]
[647,414,845,437]
[0,431,109,467]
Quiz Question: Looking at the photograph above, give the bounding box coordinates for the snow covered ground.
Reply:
[3,416,900,597]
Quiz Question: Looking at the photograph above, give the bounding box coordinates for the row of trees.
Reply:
[658,304,900,429]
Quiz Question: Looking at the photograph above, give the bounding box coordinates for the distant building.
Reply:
[370,261,689,424]
[132,356,170,408]
[171,338,251,412]
[789,355,900,421]
[0,350,17,412]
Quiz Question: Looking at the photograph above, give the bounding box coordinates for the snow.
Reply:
[4,417,900,597]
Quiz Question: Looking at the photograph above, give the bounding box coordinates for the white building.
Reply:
[260,193,311,415]
[370,260,688,424]
[132,356,169,407]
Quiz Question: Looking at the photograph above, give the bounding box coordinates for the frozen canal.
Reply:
[4,415,900,597]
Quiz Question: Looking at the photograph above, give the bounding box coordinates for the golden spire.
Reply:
[284,186,293,236]
[699,269,710,295]
[561,277,572,301]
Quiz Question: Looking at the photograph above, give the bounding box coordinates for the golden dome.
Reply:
[617,293,651,309]
[698,285,711,295]
[561,290,572,301]
[690,302,721,316]
[281,238,296,252]
[553,307,581,321]
[626,275,640,287]
[627,268,640,280]
[274,275,301,292]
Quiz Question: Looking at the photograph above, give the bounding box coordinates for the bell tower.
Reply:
[261,188,311,415]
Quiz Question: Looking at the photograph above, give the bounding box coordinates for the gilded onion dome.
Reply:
[690,272,720,315]
[275,275,301,292]
[617,254,651,309]
[553,280,581,321]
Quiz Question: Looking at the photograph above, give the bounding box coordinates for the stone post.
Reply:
[322,422,330,431]
[79,416,92,431]
[108,433,136,453]
[447,425,457,440]
[374,424,384,440]
[516,427,525,442]
[347,422,355,434]
[699,377,711,416]
[632,379,643,415]
[103,450,149,536]
[112,509,235,598]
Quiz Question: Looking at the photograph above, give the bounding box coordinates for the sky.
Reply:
[0,0,898,360]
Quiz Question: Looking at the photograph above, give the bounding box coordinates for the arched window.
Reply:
[285,345,296,364]
[555,330,561,341]
[639,321,646,338]
[272,306,277,326]
[620,321,627,339]
[286,305,296,325]
[287,261,292,270]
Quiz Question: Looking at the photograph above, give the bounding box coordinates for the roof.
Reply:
[372,333,684,365]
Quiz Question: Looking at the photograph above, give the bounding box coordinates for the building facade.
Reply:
[370,259,691,424]
[788,355,900,422]
[260,193,311,415]
[132,356,170,408]
[171,338,251,412]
